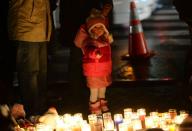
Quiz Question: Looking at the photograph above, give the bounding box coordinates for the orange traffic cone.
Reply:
[125,0,155,59]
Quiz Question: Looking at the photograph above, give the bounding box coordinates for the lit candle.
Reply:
[104,119,114,131]
[132,119,142,130]
[56,117,65,131]
[103,112,112,120]
[123,118,133,131]
[63,113,72,123]
[137,108,146,129]
[96,115,104,131]
[168,109,177,120]
[179,110,189,120]
[88,114,100,131]
[72,124,81,131]
[127,124,134,131]
[74,113,83,122]
[137,108,146,120]
[118,123,127,131]
[123,108,133,120]
[81,122,91,131]
[169,124,176,131]
[114,114,123,123]
[145,117,154,128]
[149,112,160,128]
[88,114,97,125]
[174,115,184,125]
[103,112,114,130]
[114,114,123,131]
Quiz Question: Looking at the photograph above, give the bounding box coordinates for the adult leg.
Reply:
[38,42,48,113]
[16,42,40,116]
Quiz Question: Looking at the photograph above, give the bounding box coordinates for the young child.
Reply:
[74,12,113,114]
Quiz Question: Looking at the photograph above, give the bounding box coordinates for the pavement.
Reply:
[46,5,192,117]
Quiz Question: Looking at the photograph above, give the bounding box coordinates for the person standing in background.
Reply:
[8,0,52,116]
[48,0,59,58]
[173,0,192,101]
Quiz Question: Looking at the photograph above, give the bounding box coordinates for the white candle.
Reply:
[63,113,72,123]
[81,123,91,131]
[104,119,115,131]
[137,108,146,129]
[114,114,123,123]
[145,117,154,128]
[132,119,142,130]
[88,114,97,125]
[123,108,133,120]
[103,112,113,130]
[168,109,177,120]
[56,117,65,131]
[118,123,127,131]
[114,114,123,131]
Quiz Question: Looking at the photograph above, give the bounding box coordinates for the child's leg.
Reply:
[98,87,106,99]
[90,88,98,102]
[98,87,109,112]
[89,88,101,114]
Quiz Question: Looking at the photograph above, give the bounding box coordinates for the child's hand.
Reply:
[107,34,113,43]
[103,33,113,43]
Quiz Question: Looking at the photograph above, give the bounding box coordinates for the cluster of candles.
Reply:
[15,108,189,131]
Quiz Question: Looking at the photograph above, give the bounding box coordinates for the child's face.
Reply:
[90,25,105,38]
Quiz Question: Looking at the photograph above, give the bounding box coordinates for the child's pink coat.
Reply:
[74,24,112,77]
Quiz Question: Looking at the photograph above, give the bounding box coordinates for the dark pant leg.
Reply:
[16,41,47,115]
[38,43,48,113]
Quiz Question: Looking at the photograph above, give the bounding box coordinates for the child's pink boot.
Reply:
[89,100,102,115]
[100,98,109,113]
